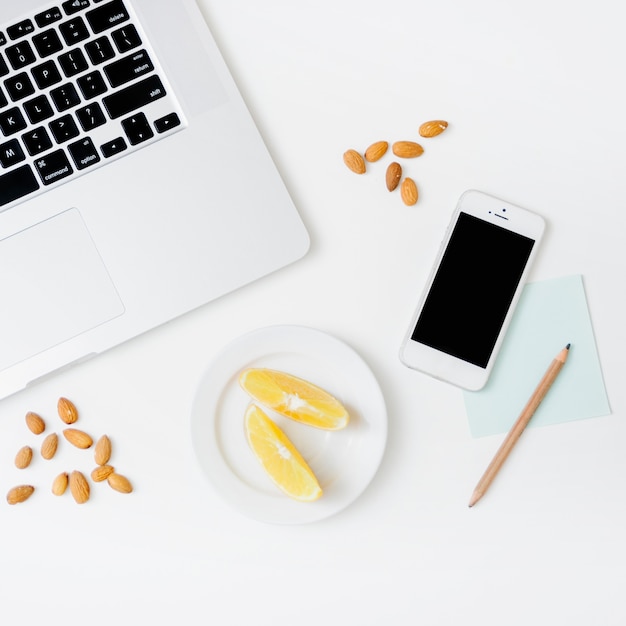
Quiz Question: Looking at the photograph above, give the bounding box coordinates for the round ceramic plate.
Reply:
[190,325,387,524]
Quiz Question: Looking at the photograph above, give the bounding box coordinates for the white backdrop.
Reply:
[1,0,624,623]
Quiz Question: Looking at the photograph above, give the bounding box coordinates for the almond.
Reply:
[52,472,69,496]
[25,411,45,435]
[7,485,35,505]
[392,141,424,158]
[107,473,133,494]
[419,120,448,138]
[94,435,112,466]
[14,446,33,469]
[57,397,78,424]
[63,428,93,449]
[91,465,115,482]
[401,178,419,206]
[69,471,90,504]
[385,162,402,191]
[343,149,366,174]
[41,433,58,460]
[364,141,388,162]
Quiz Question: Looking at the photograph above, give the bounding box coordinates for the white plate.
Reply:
[190,325,388,524]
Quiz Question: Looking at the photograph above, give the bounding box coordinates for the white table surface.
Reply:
[2,0,625,623]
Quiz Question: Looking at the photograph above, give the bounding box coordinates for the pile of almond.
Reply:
[6,397,133,505]
[343,120,449,206]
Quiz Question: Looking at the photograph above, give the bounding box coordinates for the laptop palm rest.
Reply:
[0,209,125,372]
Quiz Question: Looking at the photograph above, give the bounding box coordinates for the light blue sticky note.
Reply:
[463,274,611,437]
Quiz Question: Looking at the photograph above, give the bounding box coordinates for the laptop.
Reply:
[0,0,310,399]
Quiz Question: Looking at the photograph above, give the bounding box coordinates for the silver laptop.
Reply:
[0,0,310,399]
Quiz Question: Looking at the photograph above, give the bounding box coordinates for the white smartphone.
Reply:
[399,190,546,390]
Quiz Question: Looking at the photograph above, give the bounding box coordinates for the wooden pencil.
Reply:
[468,344,571,507]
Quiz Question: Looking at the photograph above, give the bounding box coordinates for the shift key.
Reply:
[103,75,166,119]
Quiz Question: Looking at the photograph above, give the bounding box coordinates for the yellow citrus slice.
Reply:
[239,368,349,430]
[244,404,322,502]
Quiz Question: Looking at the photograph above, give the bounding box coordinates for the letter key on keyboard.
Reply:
[0,0,186,209]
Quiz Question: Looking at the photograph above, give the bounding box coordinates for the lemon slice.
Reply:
[239,368,349,430]
[244,404,322,502]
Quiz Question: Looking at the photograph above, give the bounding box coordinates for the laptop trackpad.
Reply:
[0,209,124,372]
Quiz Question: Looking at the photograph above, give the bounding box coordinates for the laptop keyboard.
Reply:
[0,0,186,209]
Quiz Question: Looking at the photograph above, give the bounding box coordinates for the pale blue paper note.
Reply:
[463,274,611,438]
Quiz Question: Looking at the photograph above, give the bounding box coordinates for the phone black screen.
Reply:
[411,212,535,368]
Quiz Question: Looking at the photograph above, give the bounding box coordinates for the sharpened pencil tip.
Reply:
[468,491,481,507]
[566,343,571,350]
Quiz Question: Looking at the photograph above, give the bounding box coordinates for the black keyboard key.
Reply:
[77,71,107,99]
[59,16,90,45]
[5,42,36,70]
[0,88,6,108]
[0,138,26,168]
[103,75,166,119]
[63,0,91,15]
[0,53,8,77]
[68,136,100,169]
[34,149,73,185]
[50,83,81,112]
[24,95,54,123]
[7,20,35,40]
[49,114,79,143]
[32,60,63,89]
[32,28,64,58]
[100,136,126,157]
[85,36,115,65]
[0,165,40,206]
[76,102,106,130]
[104,49,153,88]
[111,24,141,53]
[22,126,53,156]
[58,48,88,76]
[0,33,5,47]
[121,112,153,145]
[4,72,35,102]
[155,112,181,134]
[35,7,63,27]
[0,107,27,136]
[86,0,129,34]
